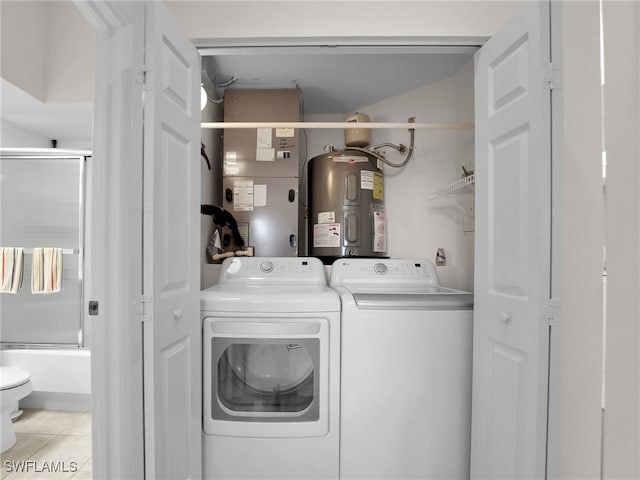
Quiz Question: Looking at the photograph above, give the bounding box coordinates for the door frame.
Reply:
[75,1,561,478]
[73,1,146,478]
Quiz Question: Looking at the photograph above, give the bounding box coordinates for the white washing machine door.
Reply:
[202,316,331,438]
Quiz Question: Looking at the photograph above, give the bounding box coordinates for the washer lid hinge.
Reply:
[543,298,560,327]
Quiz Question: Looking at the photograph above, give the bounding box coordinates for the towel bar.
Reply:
[22,248,79,255]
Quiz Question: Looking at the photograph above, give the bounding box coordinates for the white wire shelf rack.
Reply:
[430,173,475,200]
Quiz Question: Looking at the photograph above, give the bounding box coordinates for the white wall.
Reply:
[165,1,521,40]
[556,2,640,478]
[45,1,94,103]
[0,1,48,101]
[602,1,640,477]
[0,118,50,148]
[0,118,89,149]
[0,1,94,103]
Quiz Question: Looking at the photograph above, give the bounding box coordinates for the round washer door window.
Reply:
[217,342,316,414]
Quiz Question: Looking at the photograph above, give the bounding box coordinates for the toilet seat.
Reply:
[1,366,31,390]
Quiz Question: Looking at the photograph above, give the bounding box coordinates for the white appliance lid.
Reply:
[351,290,473,309]
[201,257,340,312]
[329,258,473,309]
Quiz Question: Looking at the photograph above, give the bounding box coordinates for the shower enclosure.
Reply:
[0,149,88,348]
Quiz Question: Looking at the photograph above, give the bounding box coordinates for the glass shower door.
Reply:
[0,153,86,347]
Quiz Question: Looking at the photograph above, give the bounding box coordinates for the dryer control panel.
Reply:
[218,256,326,285]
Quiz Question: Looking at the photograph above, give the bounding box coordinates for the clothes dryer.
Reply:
[330,258,473,479]
[201,257,340,480]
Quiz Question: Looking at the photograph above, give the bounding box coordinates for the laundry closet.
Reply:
[196,46,478,480]
[198,47,477,291]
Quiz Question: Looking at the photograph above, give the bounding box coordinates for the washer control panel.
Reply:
[374,263,388,275]
[329,259,439,287]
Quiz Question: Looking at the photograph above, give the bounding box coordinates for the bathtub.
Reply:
[1,349,91,411]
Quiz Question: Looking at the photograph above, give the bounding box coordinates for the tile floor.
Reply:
[1,409,91,479]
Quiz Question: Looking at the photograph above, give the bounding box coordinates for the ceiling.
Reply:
[1,79,93,145]
[201,46,477,115]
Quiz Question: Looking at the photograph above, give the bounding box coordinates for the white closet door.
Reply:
[471,1,552,479]
[141,2,201,479]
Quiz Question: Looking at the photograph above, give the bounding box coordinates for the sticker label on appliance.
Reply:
[373,210,386,252]
[225,151,237,164]
[256,147,275,161]
[224,151,239,174]
[361,170,375,190]
[276,127,295,138]
[253,184,267,207]
[276,151,292,159]
[313,223,341,248]
[233,179,254,211]
[373,172,384,200]
[317,211,336,224]
[256,128,272,148]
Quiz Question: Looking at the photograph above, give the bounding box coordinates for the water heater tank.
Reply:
[308,150,386,264]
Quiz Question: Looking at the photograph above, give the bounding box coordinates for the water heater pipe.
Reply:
[331,117,416,168]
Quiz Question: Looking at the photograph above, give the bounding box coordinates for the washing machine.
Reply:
[329,258,473,479]
[201,257,340,480]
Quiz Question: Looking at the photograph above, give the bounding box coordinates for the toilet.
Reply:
[1,366,32,453]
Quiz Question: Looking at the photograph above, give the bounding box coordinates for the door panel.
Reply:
[490,126,529,298]
[472,2,551,479]
[142,3,201,479]
[160,337,192,479]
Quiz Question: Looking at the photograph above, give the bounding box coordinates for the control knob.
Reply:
[260,261,275,273]
[374,263,388,275]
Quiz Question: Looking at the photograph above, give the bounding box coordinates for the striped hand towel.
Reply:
[0,247,24,294]
[31,248,63,294]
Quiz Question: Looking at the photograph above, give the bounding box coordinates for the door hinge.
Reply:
[137,65,152,91]
[543,298,560,327]
[543,63,561,90]
[137,295,152,323]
